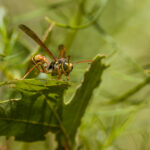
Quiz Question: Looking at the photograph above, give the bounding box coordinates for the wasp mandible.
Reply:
[19,24,92,80]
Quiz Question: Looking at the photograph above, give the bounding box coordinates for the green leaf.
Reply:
[62,55,108,143]
[0,54,107,148]
[0,79,70,142]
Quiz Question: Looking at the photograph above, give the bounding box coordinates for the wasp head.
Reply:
[63,62,73,75]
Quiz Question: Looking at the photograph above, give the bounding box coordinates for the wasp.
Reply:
[19,24,92,80]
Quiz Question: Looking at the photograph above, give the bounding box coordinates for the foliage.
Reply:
[0,55,107,150]
[0,0,150,150]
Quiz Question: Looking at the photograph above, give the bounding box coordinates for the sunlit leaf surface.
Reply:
[0,79,70,141]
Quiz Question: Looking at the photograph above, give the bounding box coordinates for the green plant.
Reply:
[0,9,108,149]
[0,55,107,150]
[1,0,150,150]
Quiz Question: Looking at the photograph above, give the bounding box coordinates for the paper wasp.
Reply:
[19,24,93,80]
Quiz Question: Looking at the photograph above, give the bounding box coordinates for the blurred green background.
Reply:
[0,0,150,149]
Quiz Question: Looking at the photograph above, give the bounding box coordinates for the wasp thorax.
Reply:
[48,58,73,76]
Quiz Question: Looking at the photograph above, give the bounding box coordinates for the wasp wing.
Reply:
[19,24,56,61]
[58,44,66,58]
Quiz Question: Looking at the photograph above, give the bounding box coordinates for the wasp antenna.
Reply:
[74,60,93,65]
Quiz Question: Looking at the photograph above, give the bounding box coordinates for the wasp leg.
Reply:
[40,65,49,74]
[66,74,69,80]
[23,60,42,79]
[56,67,62,80]
[22,62,43,79]
[32,57,43,72]
[24,60,33,75]
[25,59,43,74]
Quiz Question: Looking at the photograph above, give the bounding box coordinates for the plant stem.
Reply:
[13,0,72,22]
[44,96,72,150]
[45,0,108,30]
[107,76,150,104]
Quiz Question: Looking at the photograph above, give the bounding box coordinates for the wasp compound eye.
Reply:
[63,63,68,71]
